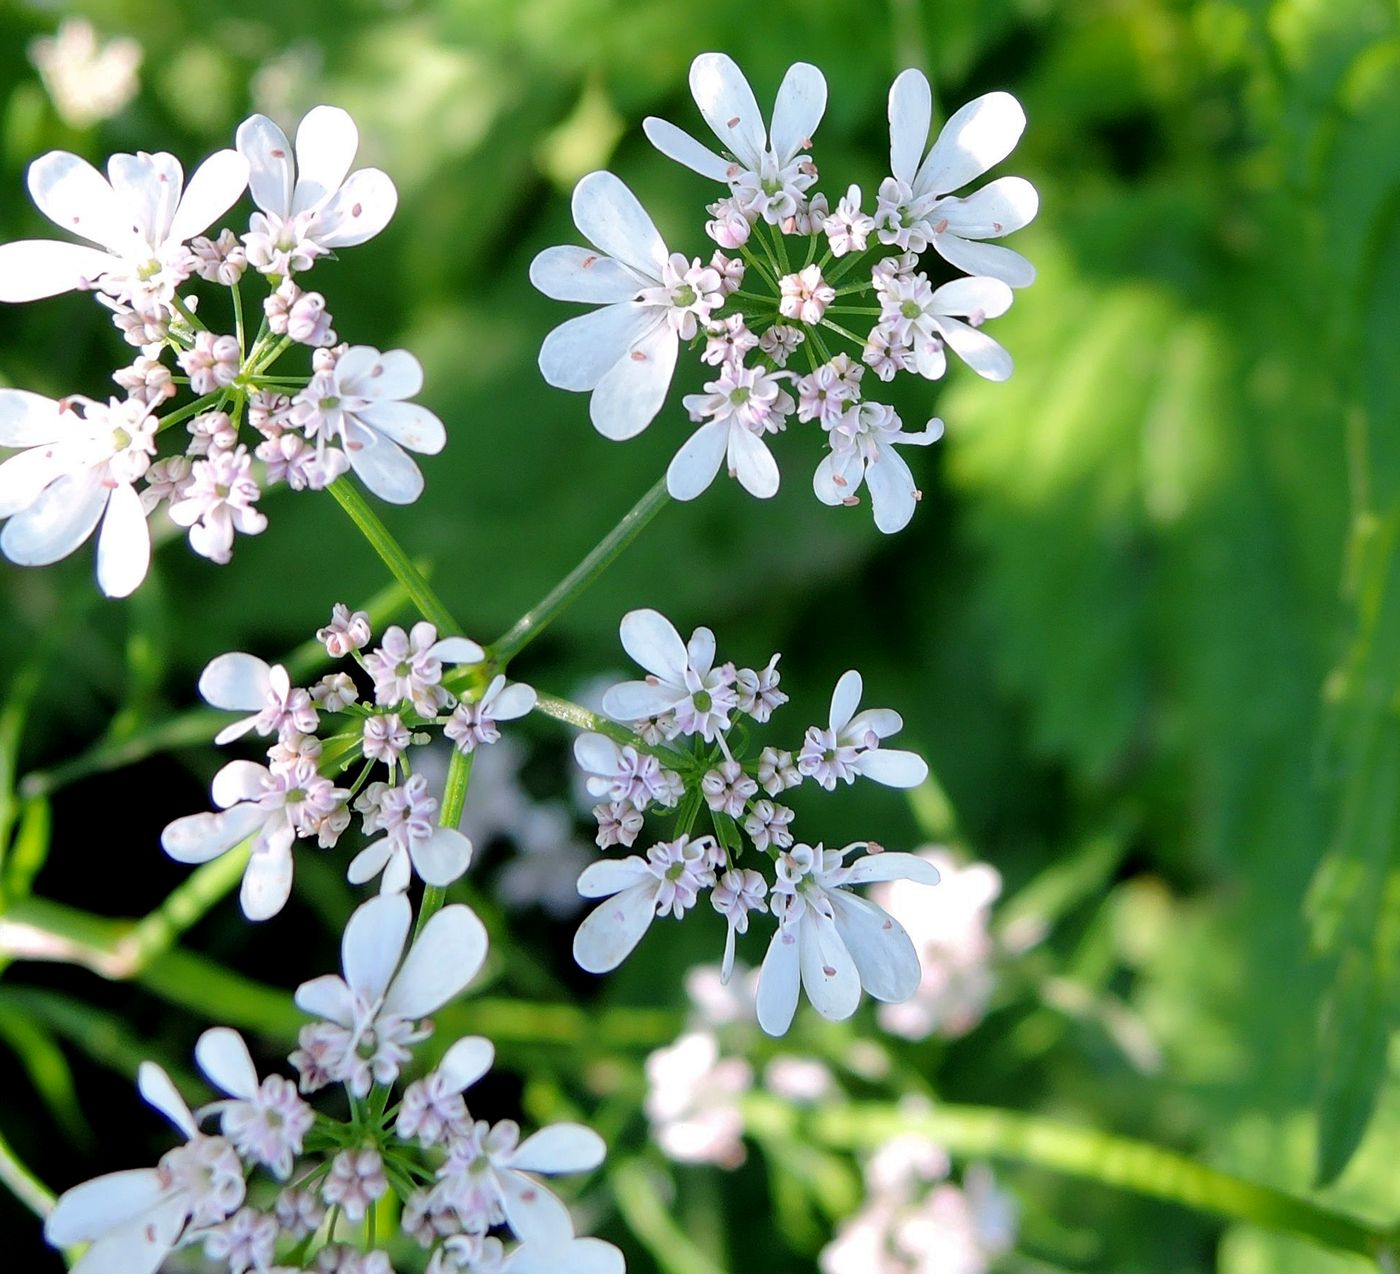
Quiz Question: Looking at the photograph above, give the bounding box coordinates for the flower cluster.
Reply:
[533,54,1036,533]
[0,105,443,596]
[44,894,624,1274]
[569,608,940,1035]
[820,1134,1016,1274]
[161,604,535,919]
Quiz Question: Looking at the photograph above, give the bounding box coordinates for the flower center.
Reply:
[900,300,922,320]
[672,283,697,308]
[693,689,713,713]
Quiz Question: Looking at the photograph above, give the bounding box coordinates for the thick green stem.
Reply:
[414,749,474,938]
[809,1102,1395,1263]
[0,1123,53,1221]
[328,481,461,634]
[490,475,670,668]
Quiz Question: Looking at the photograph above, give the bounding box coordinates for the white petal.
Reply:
[939,316,1013,381]
[828,669,863,734]
[211,759,270,808]
[933,234,1037,288]
[235,114,295,218]
[915,91,1026,198]
[0,389,64,445]
[292,105,359,212]
[491,681,537,720]
[44,1169,166,1245]
[95,480,150,598]
[888,68,932,187]
[931,274,1013,320]
[0,446,69,520]
[411,826,473,887]
[529,244,643,304]
[310,168,398,248]
[384,903,489,1017]
[845,708,903,740]
[538,302,656,393]
[573,732,622,776]
[241,834,295,921]
[828,889,922,1003]
[195,1027,259,1100]
[842,851,942,887]
[570,170,668,279]
[666,420,728,501]
[507,1238,626,1274]
[865,445,918,535]
[161,804,264,864]
[769,62,827,163]
[438,1035,494,1093]
[726,422,779,498]
[294,973,354,1026]
[0,240,121,302]
[27,151,138,254]
[344,422,424,504]
[689,52,766,170]
[641,117,733,182]
[199,652,272,711]
[572,882,659,973]
[499,1170,575,1247]
[69,1198,185,1274]
[756,922,801,1037]
[347,838,394,886]
[337,346,423,400]
[137,1061,196,1138]
[687,626,716,676]
[813,445,864,507]
[588,319,678,441]
[431,637,486,664]
[576,856,652,899]
[343,892,411,1004]
[358,401,445,456]
[382,846,413,895]
[108,152,181,247]
[854,747,928,788]
[509,1123,606,1174]
[600,679,683,721]
[937,176,1038,240]
[798,909,861,1021]
[212,714,260,744]
[168,149,249,246]
[619,607,689,683]
[0,467,106,566]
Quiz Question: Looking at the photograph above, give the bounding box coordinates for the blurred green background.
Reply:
[3,0,1400,1270]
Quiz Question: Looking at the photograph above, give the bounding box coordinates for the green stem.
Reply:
[809,1102,1395,1263]
[169,293,207,332]
[414,749,473,938]
[531,690,679,757]
[490,475,670,668]
[0,1122,53,1221]
[328,480,461,634]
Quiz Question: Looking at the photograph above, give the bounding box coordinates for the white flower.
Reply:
[757,745,801,795]
[742,800,794,852]
[756,843,941,1036]
[880,70,1038,287]
[168,444,267,564]
[347,773,475,894]
[288,346,446,504]
[702,760,757,817]
[531,171,716,441]
[44,1062,245,1274]
[317,602,372,656]
[779,263,835,325]
[0,145,248,310]
[600,608,738,741]
[292,892,488,1097]
[711,867,768,981]
[573,731,682,809]
[797,670,929,789]
[644,54,827,226]
[875,273,1013,382]
[504,1238,626,1274]
[573,835,720,973]
[361,622,484,715]
[814,403,943,535]
[735,653,786,721]
[823,184,876,256]
[446,675,537,753]
[29,19,141,130]
[669,362,793,501]
[397,1035,494,1147]
[162,757,348,920]
[197,651,318,744]
[645,1031,752,1168]
[194,1028,313,1179]
[0,391,156,597]
[236,105,397,273]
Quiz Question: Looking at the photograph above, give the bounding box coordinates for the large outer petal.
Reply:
[69,1198,186,1274]
[358,401,445,456]
[383,903,488,1017]
[933,234,1037,288]
[161,803,265,864]
[335,346,423,400]
[241,830,296,921]
[507,1239,625,1274]
[343,421,424,504]
[343,892,411,1006]
[828,889,923,1003]
[828,669,863,734]
[854,746,928,787]
[666,419,728,501]
[726,422,779,498]
[914,91,1026,200]
[570,171,667,279]
[572,881,659,973]
[756,922,801,1037]
[294,973,354,1026]
[529,244,644,304]
[137,1061,196,1137]
[1,467,107,567]
[499,1170,574,1246]
[689,52,766,170]
[865,443,918,535]
[310,168,398,248]
[509,1123,606,1174]
[573,731,623,777]
[195,1027,259,1100]
[44,1169,167,1245]
[27,151,139,254]
[937,175,1039,239]
[538,302,655,393]
[236,114,295,218]
[211,759,270,808]
[95,480,150,598]
[588,318,677,441]
[439,1035,494,1093]
[641,117,733,182]
[938,315,1013,381]
[931,275,1013,321]
[813,445,865,507]
[0,240,121,302]
[0,446,68,520]
[576,856,653,898]
[411,826,474,887]
[167,149,249,246]
[798,909,862,1020]
[619,607,689,683]
[842,851,942,887]
[769,62,827,164]
[108,152,181,246]
[292,105,359,212]
[600,678,684,721]
[888,68,932,186]
[0,391,61,446]
[198,651,272,711]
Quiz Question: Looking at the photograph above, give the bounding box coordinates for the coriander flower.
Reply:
[346,773,475,894]
[197,651,318,744]
[0,389,156,597]
[874,273,1014,382]
[757,843,942,1036]
[797,669,929,789]
[814,403,943,534]
[362,622,485,715]
[0,145,248,310]
[668,361,794,501]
